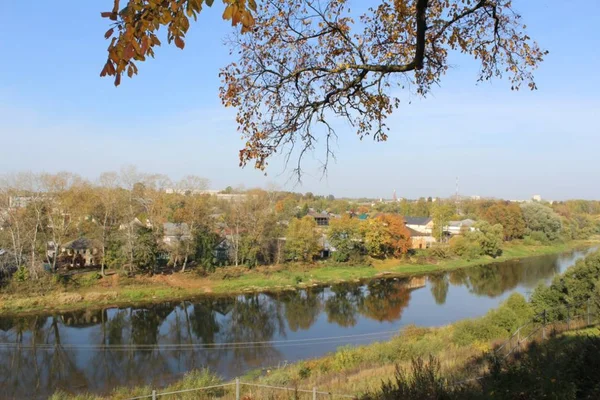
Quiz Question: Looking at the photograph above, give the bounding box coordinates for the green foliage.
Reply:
[448,236,480,260]
[432,203,455,241]
[132,227,160,273]
[13,266,29,282]
[104,233,127,271]
[531,250,600,320]
[285,216,321,262]
[521,202,563,241]
[452,293,532,346]
[472,221,504,258]
[328,216,362,262]
[193,228,219,272]
[449,222,503,259]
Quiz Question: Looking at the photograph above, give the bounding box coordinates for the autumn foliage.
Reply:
[219,0,547,172]
[363,214,412,258]
[100,0,257,86]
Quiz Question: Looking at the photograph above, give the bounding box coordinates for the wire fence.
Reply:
[125,379,358,400]
[494,299,599,360]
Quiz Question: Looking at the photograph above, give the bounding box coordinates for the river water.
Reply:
[0,248,594,399]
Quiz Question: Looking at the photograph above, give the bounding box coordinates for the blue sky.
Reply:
[0,1,598,200]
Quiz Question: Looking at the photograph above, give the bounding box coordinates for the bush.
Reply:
[13,266,29,282]
[452,319,505,346]
[449,236,480,260]
[332,250,350,263]
[430,246,449,259]
[529,230,550,245]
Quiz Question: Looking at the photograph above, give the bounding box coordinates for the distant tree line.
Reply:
[1,169,598,281]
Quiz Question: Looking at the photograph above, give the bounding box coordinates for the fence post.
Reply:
[313,387,317,400]
[542,309,547,340]
[587,299,591,326]
[151,390,157,400]
[236,378,240,400]
[566,304,571,330]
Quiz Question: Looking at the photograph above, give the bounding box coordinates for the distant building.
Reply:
[403,217,434,235]
[445,219,477,235]
[60,238,102,268]
[406,227,436,249]
[163,222,191,245]
[307,210,330,226]
[9,196,34,209]
[532,194,542,202]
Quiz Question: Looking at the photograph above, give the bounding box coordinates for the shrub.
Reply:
[529,230,550,245]
[13,266,29,282]
[449,236,480,260]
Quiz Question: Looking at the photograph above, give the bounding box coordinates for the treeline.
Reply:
[1,169,599,280]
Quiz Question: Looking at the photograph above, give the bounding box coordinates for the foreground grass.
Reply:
[0,240,595,315]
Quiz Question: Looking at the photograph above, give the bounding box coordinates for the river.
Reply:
[0,247,594,399]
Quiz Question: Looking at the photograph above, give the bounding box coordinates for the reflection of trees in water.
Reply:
[280,288,323,332]
[429,274,450,305]
[445,255,561,298]
[0,315,88,398]
[359,280,411,322]
[225,294,284,366]
[324,280,413,325]
[324,283,365,327]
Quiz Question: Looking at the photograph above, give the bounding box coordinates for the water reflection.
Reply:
[0,248,593,399]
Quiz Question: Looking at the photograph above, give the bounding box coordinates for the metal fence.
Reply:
[494,299,599,359]
[127,379,358,400]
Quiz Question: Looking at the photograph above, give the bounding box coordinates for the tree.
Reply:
[521,202,562,241]
[484,202,525,241]
[328,215,361,262]
[471,221,504,258]
[285,216,320,262]
[432,202,454,241]
[95,172,124,275]
[100,0,257,86]
[449,235,481,260]
[103,1,545,174]
[362,214,411,258]
[219,0,546,173]
[171,175,210,271]
[132,226,159,273]
[449,221,503,259]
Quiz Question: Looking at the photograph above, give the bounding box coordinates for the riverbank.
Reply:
[49,248,600,400]
[0,240,596,315]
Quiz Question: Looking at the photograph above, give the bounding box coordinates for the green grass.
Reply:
[0,240,595,315]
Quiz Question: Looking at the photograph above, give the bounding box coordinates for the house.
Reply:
[318,235,336,258]
[308,210,331,226]
[446,219,476,235]
[406,227,436,249]
[404,216,434,234]
[60,238,102,268]
[163,222,192,245]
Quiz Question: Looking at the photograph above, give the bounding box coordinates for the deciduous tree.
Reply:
[328,215,361,262]
[220,0,546,173]
[285,216,321,262]
[484,202,525,241]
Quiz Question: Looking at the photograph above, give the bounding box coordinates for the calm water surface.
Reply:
[0,248,595,399]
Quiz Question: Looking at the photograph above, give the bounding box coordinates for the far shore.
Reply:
[0,240,596,316]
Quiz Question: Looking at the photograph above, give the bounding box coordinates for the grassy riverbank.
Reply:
[0,240,596,315]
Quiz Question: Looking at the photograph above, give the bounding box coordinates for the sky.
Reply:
[0,1,599,201]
